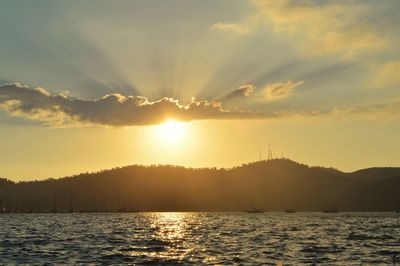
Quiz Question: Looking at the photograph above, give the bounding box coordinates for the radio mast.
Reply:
[268,142,272,160]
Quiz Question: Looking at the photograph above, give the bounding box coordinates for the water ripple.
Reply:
[0,212,399,264]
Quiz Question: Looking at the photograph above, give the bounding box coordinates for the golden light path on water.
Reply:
[125,212,279,264]
[127,212,214,263]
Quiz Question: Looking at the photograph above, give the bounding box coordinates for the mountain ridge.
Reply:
[4,158,400,183]
[1,159,399,212]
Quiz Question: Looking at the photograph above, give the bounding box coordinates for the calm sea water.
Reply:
[0,212,399,265]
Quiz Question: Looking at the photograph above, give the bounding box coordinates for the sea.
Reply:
[0,212,399,265]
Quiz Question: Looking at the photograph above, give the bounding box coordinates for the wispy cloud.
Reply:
[371,60,400,89]
[255,0,388,56]
[212,0,388,57]
[210,22,252,35]
[327,100,400,120]
[0,83,261,127]
[264,80,304,100]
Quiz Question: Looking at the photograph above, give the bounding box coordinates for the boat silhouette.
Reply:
[322,208,339,213]
[246,208,264,213]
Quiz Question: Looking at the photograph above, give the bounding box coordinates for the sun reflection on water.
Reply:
[135,212,198,263]
[152,212,186,241]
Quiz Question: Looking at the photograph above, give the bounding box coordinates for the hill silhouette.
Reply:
[1,159,399,212]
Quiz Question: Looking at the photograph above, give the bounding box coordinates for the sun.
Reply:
[156,120,186,143]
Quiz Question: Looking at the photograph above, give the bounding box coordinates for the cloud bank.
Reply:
[2,83,398,127]
[0,83,262,127]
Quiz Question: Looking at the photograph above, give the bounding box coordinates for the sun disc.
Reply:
[157,120,186,143]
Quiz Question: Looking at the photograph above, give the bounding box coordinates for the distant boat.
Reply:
[323,208,339,213]
[117,208,139,213]
[246,208,264,213]
[284,209,296,213]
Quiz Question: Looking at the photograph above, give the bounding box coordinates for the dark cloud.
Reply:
[0,83,261,127]
[1,83,398,128]
[220,84,255,102]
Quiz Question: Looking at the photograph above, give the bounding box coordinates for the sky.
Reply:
[1,0,400,180]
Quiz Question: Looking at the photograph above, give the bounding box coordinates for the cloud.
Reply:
[253,0,388,56]
[210,22,251,35]
[213,1,388,57]
[0,83,261,127]
[327,101,400,120]
[2,83,398,127]
[220,84,255,101]
[371,60,400,88]
[264,80,304,100]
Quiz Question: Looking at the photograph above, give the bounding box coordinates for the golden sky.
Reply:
[1,0,400,180]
